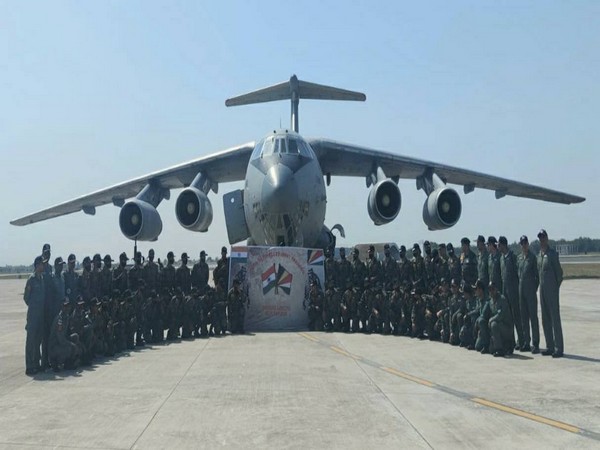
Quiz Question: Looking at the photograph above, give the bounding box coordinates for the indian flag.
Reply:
[231,246,248,260]
[262,263,277,295]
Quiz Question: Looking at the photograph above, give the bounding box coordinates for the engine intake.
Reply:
[368,179,401,225]
[119,199,163,241]
[175,187,213,232]
[422,187,462,230]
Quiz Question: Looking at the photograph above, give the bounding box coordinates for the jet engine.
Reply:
[367,179,402,226]
[119,199,163,241]
[175,187,213,232]
[422,187,462,230]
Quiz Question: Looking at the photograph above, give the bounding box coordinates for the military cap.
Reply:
[423,240,431,247]
[181,252,188,258]
[76,297,85,306]
[352,247,359,255]
[34,255,44,267]
[438,243,446,249]
[486,236,497,245]
[221,246,228,253]
[412,243,420,253]
[148,248,155,254]
[62,298,71,306]
[460,237,470,245]
[399,245,406,252]
[476,235,485,244]
[432,248,439,258]
[93,253,102,262]
[82,256,91,264]
[134,251,142,259]
[498,236,508,246]
[519,235,529,245]
[167,251,174,258]
[537,229,548,238]
[42,243,51,252]
[339,247,346,254]
[200,250,206,256]
[119,252,129,260]
[440,277,449,285]
[54,257,66,265]
[90,297,99,305]
[383,243,390,250]
[368,245,375,251]
[103,254,113,262]
[446,243,454,250]
[68,254,76,263]
[474,280,485,291]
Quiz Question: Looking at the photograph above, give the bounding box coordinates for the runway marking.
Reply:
[298,332,320,343]
[297,332,599,442]
[471,397,581,434]
[381,366,435,387]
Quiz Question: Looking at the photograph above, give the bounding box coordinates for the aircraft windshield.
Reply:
[252,136,313,159]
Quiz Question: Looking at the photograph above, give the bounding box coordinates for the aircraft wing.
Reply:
[11,142,256,226]
[308,138,585,204]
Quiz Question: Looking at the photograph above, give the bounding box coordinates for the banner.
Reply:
[228,246,325,331]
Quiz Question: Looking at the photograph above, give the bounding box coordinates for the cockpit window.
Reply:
[252,135,314,159]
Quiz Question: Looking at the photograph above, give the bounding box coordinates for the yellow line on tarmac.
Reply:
[330,346,352,357]
[381,367,435,387]
[472,398,581,434]
[298,332,320,343]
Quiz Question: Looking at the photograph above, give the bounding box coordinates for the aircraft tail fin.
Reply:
[225,75,365,132]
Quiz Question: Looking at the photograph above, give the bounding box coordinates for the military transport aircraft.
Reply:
[11,75,585,249]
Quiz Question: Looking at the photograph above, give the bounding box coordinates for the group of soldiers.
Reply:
[305,229,564,359]
[23,244,248,376]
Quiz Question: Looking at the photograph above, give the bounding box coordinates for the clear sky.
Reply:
[1,1,598,266]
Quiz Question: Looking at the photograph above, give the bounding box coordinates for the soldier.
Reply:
[128,252,144,292]
[350,248,366,292]
[48,299,80,371]
[410,287,426,339]
[488,282,513,357]
[161,251,177,292]
[458,283,477,348]
[191,250,210,293]
[79,256,93,305]
[112,252,129,294]
[473,280,492,353]
[397,245,411,287]
[433,246,449,284]
[518,235,540,353]
[144,249,160,292]
[410,244,427,290]
[175,252,192,294]
[381,244,398,291]
[499,235,523,350]
[228,279,248,334]
[100,255,113,298]
[460,237,478,287]
[336,247,352,291]
[42,257,66,371]
[448,279,463,345]
[212,283,228,335]
[537,229,564,358]
[446,243,461,284]
[365,245,382,284]
[475,235,490,290]
[423,241,435,284]
[70,298,93,365]
[369,282,386,334]
[64,254,80,303]
[324,247,338,289]
[487,236,502,292]
[90,254,103,300]
[389,282,403,335]
[213,246,230,289]
[24,256,46,375]
[359,278,375,333]
[341,280,358,333]
[306,281,324,331]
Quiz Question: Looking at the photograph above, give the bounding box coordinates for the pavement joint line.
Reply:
[128,338,211,450]
[0,441,126,450]
[297,331,599,442]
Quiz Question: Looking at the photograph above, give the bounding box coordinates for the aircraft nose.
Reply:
[262,164,298,213]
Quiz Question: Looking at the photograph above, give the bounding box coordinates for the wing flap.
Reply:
[309,138,585,205]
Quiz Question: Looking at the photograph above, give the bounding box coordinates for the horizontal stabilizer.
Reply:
[225,75,366,107]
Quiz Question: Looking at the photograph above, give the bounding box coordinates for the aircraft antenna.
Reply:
[225,75,366,133]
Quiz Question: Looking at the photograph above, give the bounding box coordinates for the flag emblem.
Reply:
[307,249,324,266]
[262,264,277,295]
[262,263,294,295]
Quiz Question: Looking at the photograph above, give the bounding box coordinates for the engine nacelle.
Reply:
[367,179,402,225]
[175,187,213,232]
[119,199,163,241]
[422,187,462,230]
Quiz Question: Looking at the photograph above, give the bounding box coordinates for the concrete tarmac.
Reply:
[1,279,599,449]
